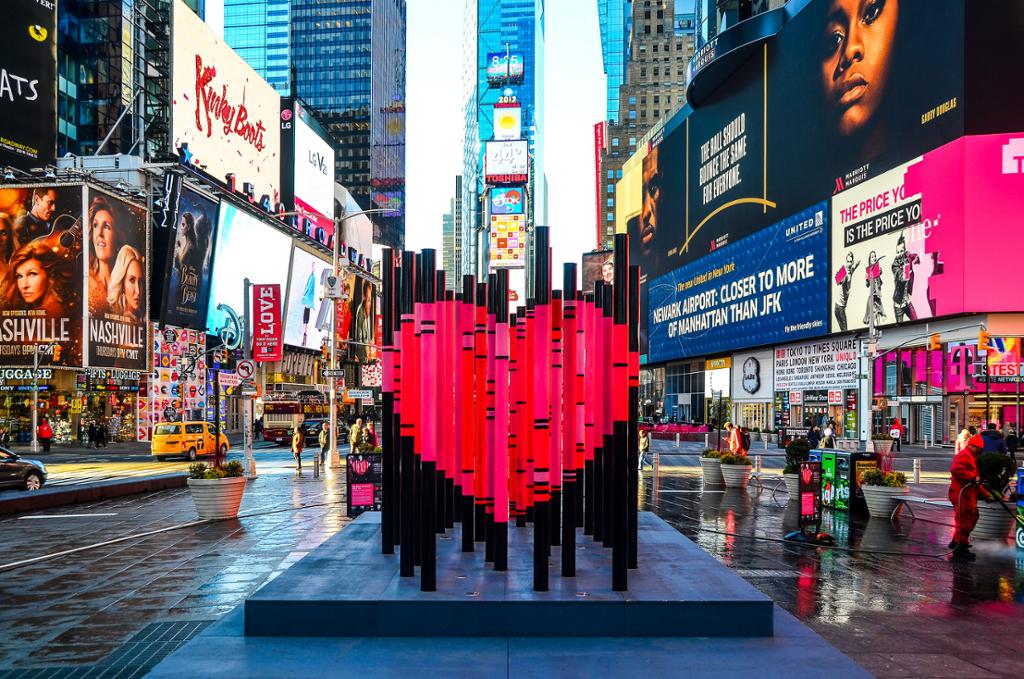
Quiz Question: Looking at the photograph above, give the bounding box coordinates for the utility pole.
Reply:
[30,342,57,453]
[243,278,256,479]
[329,227,342,470]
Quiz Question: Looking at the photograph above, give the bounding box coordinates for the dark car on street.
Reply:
[298,419,349,447]
[0,447,48,491]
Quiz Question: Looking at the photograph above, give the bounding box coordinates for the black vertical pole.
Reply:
[583,293,595,536]
[494,268,509,572]
[612,233,629,591]
[381,249,396,554]
[628,264,641,569]
[561,263,578,577]
[475,281,488,543]
[533,227,550,592]
[461,275,477,553]
[419,250,437,592]
[602,282,614,550]
[435,270,450,535]
[399,251,416,577]
[484,273,497,564]
[550,290,562,548]
[592,282,604,543]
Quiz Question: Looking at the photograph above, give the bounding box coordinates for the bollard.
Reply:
[754,455,762,474]
[313,451,321,478]
[675,432,680,448]
[764,433,769,450]
[913,458,920,484]
[704,432,709,448]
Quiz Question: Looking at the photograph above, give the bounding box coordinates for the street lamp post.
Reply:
[278,208,389,470]
[31,342,58,453]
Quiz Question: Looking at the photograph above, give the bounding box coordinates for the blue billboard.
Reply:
[490,187,524,215]
[648,202,829,362]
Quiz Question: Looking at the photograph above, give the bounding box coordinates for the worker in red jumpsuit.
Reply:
[948,433,985,561]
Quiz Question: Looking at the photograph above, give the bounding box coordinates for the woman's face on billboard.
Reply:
[91,208,116,263]
[821,0,898,137]
[16,258,49,305]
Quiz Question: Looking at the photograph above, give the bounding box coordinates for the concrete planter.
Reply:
[187,476,247,520]
[700,458,723,486]
[721,464,752,489]
[973,502,1015,542]
[861,484,906,518]
[871,439,894,455]
[783,473,800,499]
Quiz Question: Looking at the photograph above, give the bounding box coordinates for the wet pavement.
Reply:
[1,451,1022,678]
[642,469,1024,678]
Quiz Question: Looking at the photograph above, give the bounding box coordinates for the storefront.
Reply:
[730,349,774,431]
[662,361,705,424]
[704,357,731,428]
[774,338,860,439]
[78,369,143,443]
[0,369,75,443]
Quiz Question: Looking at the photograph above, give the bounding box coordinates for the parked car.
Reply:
[298,419,349,447]
[152,422,230,461]
[0,447,47,491]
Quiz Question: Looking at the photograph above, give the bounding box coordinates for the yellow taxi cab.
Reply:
[152,421,230,462]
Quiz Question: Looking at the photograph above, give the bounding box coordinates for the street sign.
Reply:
[218,372,241,388]
[240,385,258,397]
[347,389,373,399]
[361,398,375,406]
[323,368,346,379]
[237,359,256,380]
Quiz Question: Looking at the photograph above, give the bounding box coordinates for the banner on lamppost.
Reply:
[252,283,283,362]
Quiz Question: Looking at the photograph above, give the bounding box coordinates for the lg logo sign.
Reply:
[1002,138,1024,174]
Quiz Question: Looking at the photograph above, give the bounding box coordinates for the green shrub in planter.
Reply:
[188,460,244,480]
[859,468,907,487]
[720,453,750,466]
[871,433,894,441]
[783,438,811,475]
[702,449,721,459]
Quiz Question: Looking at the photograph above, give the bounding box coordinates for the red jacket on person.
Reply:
[948,434,983,544]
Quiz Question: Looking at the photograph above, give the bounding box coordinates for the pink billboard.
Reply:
[831,132,1024,334]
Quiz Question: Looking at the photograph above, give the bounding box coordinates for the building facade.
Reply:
[597,0,693,250]
[442,176,464,290]
[222,0,292,95]
[597,0,632,124]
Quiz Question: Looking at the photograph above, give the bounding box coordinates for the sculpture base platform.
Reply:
[244,511,773,638]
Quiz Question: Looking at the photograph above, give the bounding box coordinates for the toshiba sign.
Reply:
[171,0,280,204]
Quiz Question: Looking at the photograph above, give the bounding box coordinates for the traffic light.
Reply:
[51,345,62,362]
[928,333,941,351]
[321,343,329,361]
[979,329,991,352]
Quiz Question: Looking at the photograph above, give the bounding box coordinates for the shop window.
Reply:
[899,350,913,397]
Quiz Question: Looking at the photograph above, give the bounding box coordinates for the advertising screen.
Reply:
[488,213,527,269]
[493,104,522,141]
[0,0,57,171]
[0,185,83,367]
[648,202,829,363]
[634,0,965,283]
[486,52,525,86]
[86,189,149,370]
[485,140,529,184]
[163,187,218,331]
[206,203,292,334]
[171,0,281,204]
[284,245,333,351]
[831,132,1024,334]
[339,273,377,363]
[280,99,335,247]
[489,187,524,216]
[581,250,614,294]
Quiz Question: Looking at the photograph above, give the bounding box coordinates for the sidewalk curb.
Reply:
[0,473,187,516]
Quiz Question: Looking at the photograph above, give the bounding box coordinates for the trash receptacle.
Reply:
[820,450,878,512]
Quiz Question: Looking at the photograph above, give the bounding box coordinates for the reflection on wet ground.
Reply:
[644,470,1024,678]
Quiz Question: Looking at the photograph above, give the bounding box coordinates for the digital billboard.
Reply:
[489,187,524,216]
[206,203,292,334]
[493,103,522,140]
[162,187,218,331]
[86,189,149,370]
[488,213,526,269]
[171,0,281,204]
[648,202,829,363]
[0,185,83,367]
[485,140,529,184]
[831,132,1024,333]
[284,245,333,351]
[581,250,614,293]
[280,99,335,247]
[633,0,966,284]
[0,0,57,171]
[486,52,524,86]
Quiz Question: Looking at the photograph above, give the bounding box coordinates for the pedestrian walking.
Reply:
[292,427,304,470]
[948,433,985,561]
[87,422,96,449]
[638,429,652,470]
[0,427,9,448]
[97,420,108,448]
[349,418,364,453]
[980,422,1008,455]
[319,424,329,467]
[1005,429,1018,465]
[37,418,53,452]
[889,418,905,452]
[364,421,377,448]
[807,424,821,449]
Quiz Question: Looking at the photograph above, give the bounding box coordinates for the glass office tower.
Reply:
[223,0,291,95]
[597,0,631,123]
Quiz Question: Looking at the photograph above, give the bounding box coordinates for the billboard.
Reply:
[485,140,529,184]
[206,203,292,334]
[0,185,83,367]
[493,103,522,140]
[280,99,335,247]
[489,187,524,216]
[486,52,525,86]
[581,250,614,293]
[284,245,333,351]
[0,0,56,171]
[252,283,283,362]
[634,0,965,284]
[162,187,218,330]
[831,132,1024,333]
[342,273,377,363]
[141,324,208,440]
[171,0,281,204]
[488,213,527,269]
[86,189,149,370]
[648,202,829,363]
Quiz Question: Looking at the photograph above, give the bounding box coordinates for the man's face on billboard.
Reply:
[32,190,57,221]
[640,146,661,255]
[821,0,899,136]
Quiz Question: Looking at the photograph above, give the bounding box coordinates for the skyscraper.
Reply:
[462,0,545,292]
[224,0,408,249]
[597,0,631,123]
[443,176,464,290]
[597,0,693,249]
